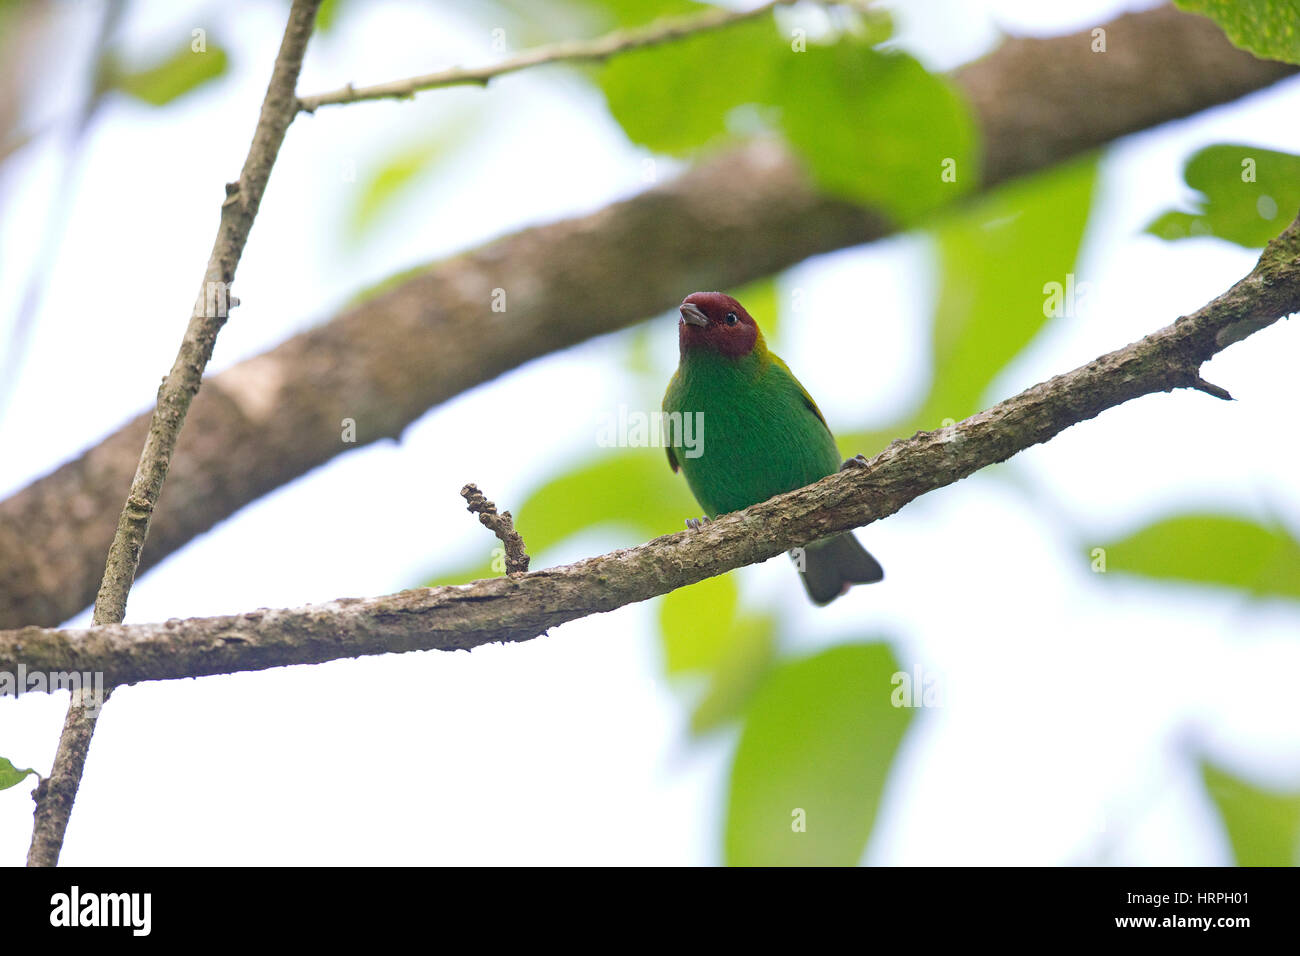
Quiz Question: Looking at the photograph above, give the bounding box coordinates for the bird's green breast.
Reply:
[663,347,840,517]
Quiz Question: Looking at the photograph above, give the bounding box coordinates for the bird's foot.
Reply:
[685,515,713,531]
[840,454,870,472]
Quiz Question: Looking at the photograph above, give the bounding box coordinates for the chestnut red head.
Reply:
[678,292,763,359]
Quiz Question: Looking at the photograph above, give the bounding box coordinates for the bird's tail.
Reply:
[795,532,884,606]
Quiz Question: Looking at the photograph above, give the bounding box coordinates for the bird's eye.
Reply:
[725,312,738,325]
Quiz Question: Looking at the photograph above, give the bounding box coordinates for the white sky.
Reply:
[1,0,1298,865]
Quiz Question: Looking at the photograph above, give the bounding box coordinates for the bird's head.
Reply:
[677,292,764,359]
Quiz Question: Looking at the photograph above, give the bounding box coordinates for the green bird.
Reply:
[663,291,883,605]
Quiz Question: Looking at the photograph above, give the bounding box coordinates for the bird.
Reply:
[662,291,883,605]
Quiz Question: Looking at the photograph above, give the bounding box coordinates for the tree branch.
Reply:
[296,0,792,112]
[24,0,322,868]
[4,207,1296,688]
[0,5,1291,635]
[90,0,320,628]
[461,484,530,574]
[25,687,110,867]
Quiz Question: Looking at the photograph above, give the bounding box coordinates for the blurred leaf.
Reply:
[1104,513,1300,599]
[1146,143,1300,248]
[587,0,705,27]
[0,757,36,792]
[657,544,780,733]
[346,262,431,307]
[349,113,479,239]
[598,14,780,155]
[316,0,344,32]
[1201,761,1300,865]
[425,450,696,586]
[774,40,977,222]
[841,156,1098,456]
[443,0,586,51]
[514,449,694,550]
[726,642,912,866]
[425,554,498,588]
[733,276,780,342]
[599,11,973,224]
[1175,1,1300,65]
[921,156,1097,423]
[98,43,229,107]
[690,613,776,733]
[456,0,706,51]
[660,572,739,673]
[622,323,659,380]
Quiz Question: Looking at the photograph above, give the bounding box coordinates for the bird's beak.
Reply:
[679,302,708,327]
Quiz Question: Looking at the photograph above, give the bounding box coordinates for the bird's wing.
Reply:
[770,353,832,434]
[663,370,683,472]
[799,390,831,433]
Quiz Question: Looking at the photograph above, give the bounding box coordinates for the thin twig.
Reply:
[25,688,109,867]
[296,0,790,112]
[461,483,530,573]
[25,0,323,868]
[4,208,1298,686]
[1189,375,1234,401]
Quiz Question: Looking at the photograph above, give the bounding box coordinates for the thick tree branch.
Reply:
[0,5,1294,635]
[3,208,1297,688]
[297,0,793,112]
[24,0,322,868]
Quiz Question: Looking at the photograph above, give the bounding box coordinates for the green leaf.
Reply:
[316,0,344,32]
[424,450,697,586]
[840,155,1098,456]
[346,262,431,307]
[733,276,781,343]
[424,553,499,589]
[659,575,778,733]
[478,0,704,40]
[774,41,977,222]
[1201,761,1300,865]
[923,156,1097,422]
[690,614,776,734]
[1103,513,1300,600]
[584,0,705,28]
[1175,1,1300,65]
[660,572,739,674]
[98,43,229,107]
[348,113,478,239]
[1146,143,1300,248]
[622,323,659,381]
[657,537,789,734]
[598,11,975,224]
[598,14,781,155]
[513,450,695,551]
[0,757,36,792]
[725,642,912,866]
